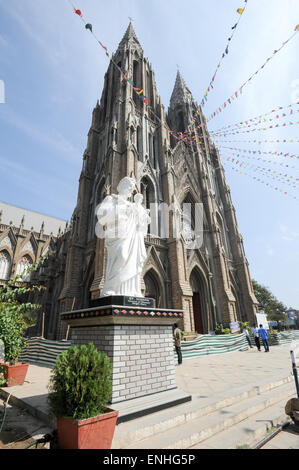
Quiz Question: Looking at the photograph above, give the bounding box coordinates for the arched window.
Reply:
[140,177,157,235]
[144,270,161,306]
[178,111,185,133]
[137,126,142,160]
[133,60,138,104]
[153,133,158,169]
[0,250,10,280]
[16,255,33,282]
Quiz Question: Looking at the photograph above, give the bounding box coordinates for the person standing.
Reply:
[173,323,182,365]
[258,324,270,352]
[243,326,253,348]
[251,325,261,351]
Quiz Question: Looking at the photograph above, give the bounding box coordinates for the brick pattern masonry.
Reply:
[71,324,177,403]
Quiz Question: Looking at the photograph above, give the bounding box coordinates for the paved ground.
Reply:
[176,343,294,398]
[261,424,299,449]
[0,343,298,449]
[0,399,51,449]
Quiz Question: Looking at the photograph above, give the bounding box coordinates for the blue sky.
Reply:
[0,0,298,308]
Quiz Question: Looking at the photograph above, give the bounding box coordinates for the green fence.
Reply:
[19,337,72,367]
[268,330,299,346]
[178,333,248,360]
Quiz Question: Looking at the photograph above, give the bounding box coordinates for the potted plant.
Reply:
[0,258,46,386]
[48,343,118,449]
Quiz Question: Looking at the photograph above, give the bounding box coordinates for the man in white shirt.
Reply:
[243,326,253,348]
[251,325,261,351]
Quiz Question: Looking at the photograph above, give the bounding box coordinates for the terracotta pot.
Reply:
[56,408,119,449]
[3,363,29,387]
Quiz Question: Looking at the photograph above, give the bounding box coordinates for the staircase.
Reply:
[112,376,296,449]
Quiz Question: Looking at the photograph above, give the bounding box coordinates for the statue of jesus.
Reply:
[96,177,150,297]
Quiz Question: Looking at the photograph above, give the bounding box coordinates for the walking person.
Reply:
[251,324,261,351]
[173,323,183,365]
[258,324,270,352]
[243,325,253,348]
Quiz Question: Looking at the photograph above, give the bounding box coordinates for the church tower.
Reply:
[39,24,258,340]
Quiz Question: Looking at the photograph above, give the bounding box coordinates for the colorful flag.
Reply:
[85,23,92,32]
[73,8,83,17]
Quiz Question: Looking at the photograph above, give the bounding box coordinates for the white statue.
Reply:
[96,177,150,297]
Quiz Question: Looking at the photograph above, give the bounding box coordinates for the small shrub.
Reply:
[48,343,113,420]
[222,328,231,335]
[215,323,224,335]
[0,364,6,386]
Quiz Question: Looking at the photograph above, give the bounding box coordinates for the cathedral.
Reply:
[15,23,258,339]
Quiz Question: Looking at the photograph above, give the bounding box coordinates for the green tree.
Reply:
[0,256,48,364]
[48,343,113,420]
[252,279,288,321]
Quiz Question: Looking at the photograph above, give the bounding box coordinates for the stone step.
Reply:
[115,388,191,424]
[191,394,293,449]
[112,375,292,449]
[115,381,295,449]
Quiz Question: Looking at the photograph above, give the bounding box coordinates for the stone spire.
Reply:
[169,71,193,109]
[118,22,143,51]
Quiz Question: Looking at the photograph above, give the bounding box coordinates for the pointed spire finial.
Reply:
[170,70,192,108]
[118,22,142,50]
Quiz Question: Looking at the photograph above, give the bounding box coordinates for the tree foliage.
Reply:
[0,256,48,363]
[48,343,113,420]
[252,279,288,321]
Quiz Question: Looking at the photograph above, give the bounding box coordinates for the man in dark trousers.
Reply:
[258,324,270,352]
[251,324,261,351]
[173,323,182,365]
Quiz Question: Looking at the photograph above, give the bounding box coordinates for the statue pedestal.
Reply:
[90,295,156,309]
[60,300,184,404]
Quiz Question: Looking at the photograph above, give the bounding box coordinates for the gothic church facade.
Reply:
[30,24,258,339]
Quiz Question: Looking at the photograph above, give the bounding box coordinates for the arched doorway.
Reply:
[144,270,161,307]
[190,269,204,334]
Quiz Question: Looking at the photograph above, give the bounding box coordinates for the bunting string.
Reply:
[183,98,299,142]
[198,1,249,107]
[216,145,299,163]
[219,154,299,188]
[222,161,298,200]
[218,150,299,173]
[203,26,299,124]
[212,137,299,145]
[210,119,299,137]
[208,102,299,134]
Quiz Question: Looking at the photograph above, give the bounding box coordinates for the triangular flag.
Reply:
[237,8,244,14]
[85,23,92,32]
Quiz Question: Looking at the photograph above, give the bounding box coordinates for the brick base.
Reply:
[71,324,177,403]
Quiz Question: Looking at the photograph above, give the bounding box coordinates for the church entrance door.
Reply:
[190,268,204,334]
[192,292,203,334]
